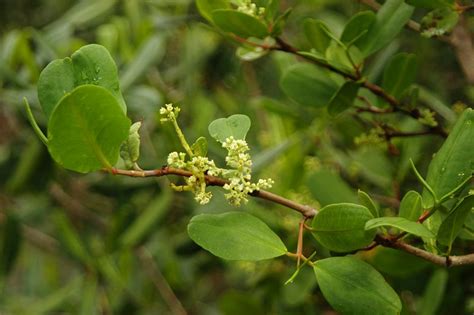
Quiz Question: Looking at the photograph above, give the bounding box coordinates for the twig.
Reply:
[375,235,474,267]
[273,37,448,137]
[109,167,318,218]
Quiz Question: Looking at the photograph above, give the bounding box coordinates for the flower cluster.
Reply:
[221,137,273,206]
[417,108,438,127]
[160,104,273,206]
[160,103,180,122]
[167,152,220,205]
[354,126,386,148]
[237,0,265,18]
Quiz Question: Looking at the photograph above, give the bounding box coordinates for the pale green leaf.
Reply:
[188,212,287,260]
[208,114,251,143]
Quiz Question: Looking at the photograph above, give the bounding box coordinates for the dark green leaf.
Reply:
[369,247,429,278]
[437,195,474,247]
[327,81,360,116]
[365,216,435,238]
[188,212,287,260]
[382,53,417,99]
[47,85,131,173]
[357,0,414,57]
[304,19,332,54]
[358,189,379,217]
[340,11,375,45]
[313,257,402,315]
[423,108,474,207]
[280,63,339,107]
[419,269,448,315]
[208,114,251,143]
[399,190,423,221]
[211,10,268,38]
[420,8,459,38]
[311,203,376,252]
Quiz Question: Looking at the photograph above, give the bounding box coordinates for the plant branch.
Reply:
[374,235,474,267]
[109,167,318,218]
[273,37,448,137]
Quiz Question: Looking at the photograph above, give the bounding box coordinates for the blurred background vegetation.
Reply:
[0,0,473,314]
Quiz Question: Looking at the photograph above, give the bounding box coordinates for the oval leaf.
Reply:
[280,63,339,107]
[399,190,423,221]
[211,9,268,38]
[420,8,459,38]
[423,108,474,207]
[313,256,402,315]
[340,11,375,45]
[357,0,414,57]
[187,212,287,260]
[311,203,376,252]
[38,44,126,119]
[358,189,379,217]
[48,85,131,173]
[304,19,332,54]
[208,114,251,143]
[327,81,360,116]
[365,217,435,238]
[382,53,417,99]
[196,0,229,23]
[437,195,474,247]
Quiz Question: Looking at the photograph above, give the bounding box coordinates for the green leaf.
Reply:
[47,85,131,173]
[399,190,423,221]
[437,195,474,247]
[357,0,414,57]
[211,9,268,38]
[365,217,435,238]
[280,63,339,107]
[0,214,22,278]
[340,11,375,45]
[196,0,229,23]
[382,53,417,99]
[313,257,402,315]
[191,136,208,157]
[420,8,459,38]
[37,58,75,119]
[303,19,332,54]
[311,203,376,252]
[38,44,127,119]
[208,114,251,143]
[406,0,454,10]
[325,42,363,73]
[120,121,142,169]
[419,269,448,315]
[187,212,287,260]
[358,189,379,217]
[327,81,360,116]
[423,108,474,207]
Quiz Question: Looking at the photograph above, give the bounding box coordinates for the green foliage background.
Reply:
[0,0,473,314]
